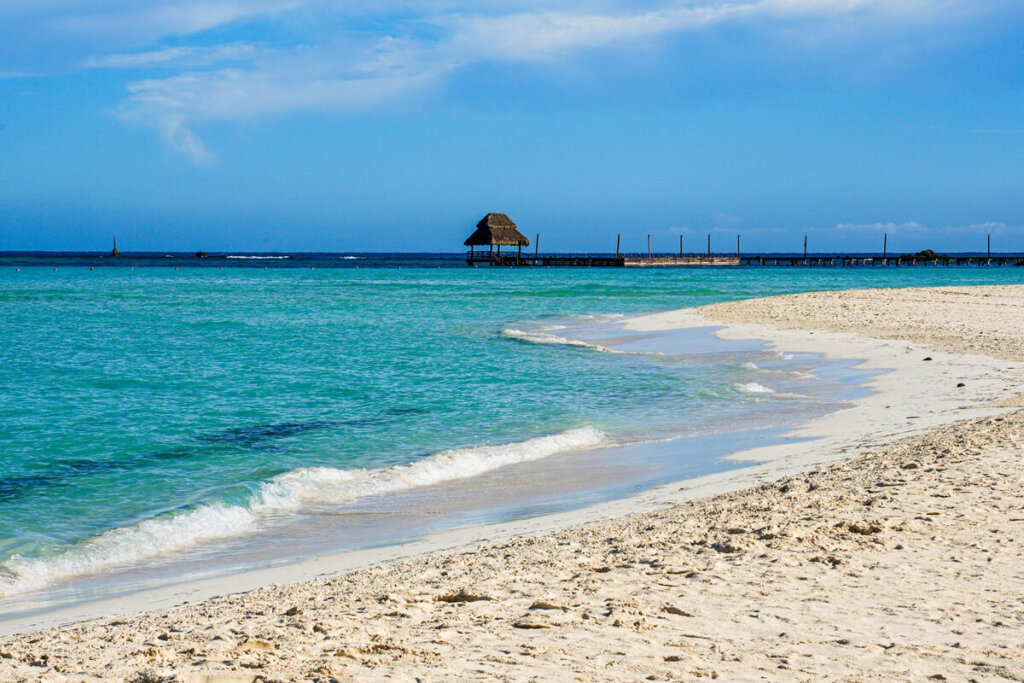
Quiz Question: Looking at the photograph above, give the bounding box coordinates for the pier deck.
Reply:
[468,253,1024,268]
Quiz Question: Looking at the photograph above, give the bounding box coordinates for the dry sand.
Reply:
[3,285,1024,682]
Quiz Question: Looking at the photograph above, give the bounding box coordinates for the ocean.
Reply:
[2,252,1022,617]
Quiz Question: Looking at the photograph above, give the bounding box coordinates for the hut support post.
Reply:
[679,235,683,258]
[647,234,651,258]
[737,235,740,259]
[535,234,539,258]
[707,234,710,259]
[803,235,808,265]
[616,234,621,258]
[518,243,522,263]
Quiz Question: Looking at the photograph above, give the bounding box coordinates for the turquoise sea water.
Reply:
[2,255,1023,612]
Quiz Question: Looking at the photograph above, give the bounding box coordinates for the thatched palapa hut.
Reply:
[464,213,530,261]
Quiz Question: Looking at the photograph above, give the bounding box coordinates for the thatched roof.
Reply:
[464,213,530,247]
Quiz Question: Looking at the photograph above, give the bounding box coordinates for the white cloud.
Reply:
[120,47,444,123]
[439,7,721,62]
[84,44,263,69]
[968,221,1007,231]
[2,0,301,41]
[834,221,925,232]
[69,0,1004,161]
[157,117,215,165]
[825,220,1017,239]
[0,70,41,79]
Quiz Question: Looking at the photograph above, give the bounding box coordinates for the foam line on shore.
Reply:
[501,328,664,356]
[0,427,607,599]
[501,328,618,353]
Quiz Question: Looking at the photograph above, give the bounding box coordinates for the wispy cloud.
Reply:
[156,117,215,165]
[2,0,302,43]
[826,220,1015,236]
[46,0,1008,161]
[0,70,42,79]
[834,221,925,232]
[84,44,263,70]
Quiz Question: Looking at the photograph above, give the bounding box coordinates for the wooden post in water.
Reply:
[736,235,740,259]
[988,234,991,264]
[883,233,887,264]
[535,234,539,257]
[648,234,652,258]
[616,234,621,258]
[707,234,711,258]
[518,242,522,263]
[803,235,808,265]
[679,235,683,258]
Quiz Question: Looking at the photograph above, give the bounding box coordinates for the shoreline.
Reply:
[3,285,1024,680]
[0,323,860,626]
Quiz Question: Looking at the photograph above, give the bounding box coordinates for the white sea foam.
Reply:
[0,504,257,597]
[734,382,776,394]
[501,328,617,353]
[226,255,290,260]
[0,427,606,598]
[339,256,364,260]
[500,328,664,356]
[254,426,607,511]
[741,361,759,370]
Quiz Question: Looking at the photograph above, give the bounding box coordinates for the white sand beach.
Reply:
[3,285,1024,682]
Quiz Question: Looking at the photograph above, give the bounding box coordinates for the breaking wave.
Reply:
[0,427,607,598]
[226,255,290,260]
[501,328,617,353]
[501,328,663,356]
[733,382,776,394]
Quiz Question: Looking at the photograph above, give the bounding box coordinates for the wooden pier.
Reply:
[468,252,1024,268]
[467,253,741,267]
[462,214,1023,269]
[737,255,1024,268]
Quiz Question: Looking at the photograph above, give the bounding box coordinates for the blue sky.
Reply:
[1,0,1023,253]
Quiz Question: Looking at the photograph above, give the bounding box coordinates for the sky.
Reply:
[1,0,1023,253]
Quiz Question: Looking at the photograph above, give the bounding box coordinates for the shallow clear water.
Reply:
[1,254,1022,611]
